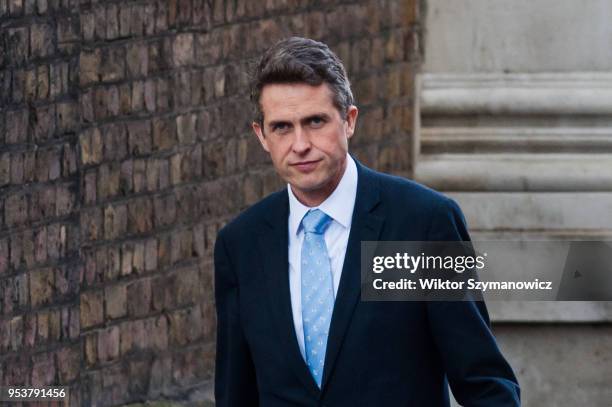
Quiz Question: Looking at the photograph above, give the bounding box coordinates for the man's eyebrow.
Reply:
[267,119,292,128]
[266,113,331,128]
[301,113,331,123]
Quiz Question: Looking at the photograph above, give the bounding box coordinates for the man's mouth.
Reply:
[291,159,321,172]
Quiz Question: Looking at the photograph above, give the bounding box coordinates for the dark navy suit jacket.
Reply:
[214,159,520,406]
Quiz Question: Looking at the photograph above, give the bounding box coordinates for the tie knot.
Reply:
[301,209,332,234]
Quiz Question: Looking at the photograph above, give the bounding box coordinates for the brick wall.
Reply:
[0,0,420,405]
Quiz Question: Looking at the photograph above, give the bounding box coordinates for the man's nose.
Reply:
[291,126,311,154]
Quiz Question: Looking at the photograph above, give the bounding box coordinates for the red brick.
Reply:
[144,238,158,272]
[0,153,9,186]
[5,191,28,227]
[144,78,156,112]
[153,193,176,228]
[127,278,151,317]
[10,152,24,185]
[147,315,168,350]
[22,68,35,102]
[47,147,61,180]
[149,354,172,396]
[32,351,55,386]
[22,229,35,268]
[100,47,125,82]
[172,345,213,386]
[170,153,182,185]
[143,3,155,35]
[57,101,78,133]
[29,186,53,221]
[83,170,96,205]
[119,83,131,114]
[129,318,146,351]
[157,77,170,110]
[81,88,94,122]
[80,290,103,329]
[62,143,78,177]
[97,325,120,362]
[56,184,75,216]
[11,68,25,103]
[9,316,23,351]
[195,32,222,65]
[132,241,144,274]
[145,159,160,191]
[6,109,28,144]
[103,204,127,240]
[176,113,197,144]
[127,120,152,155]
[36,310,49,343]
[24,313,36,347]
[55,265,78,302]
[152,117,176,151]
[117,159,132,195]
[132,158,145,193]
[201,300,216,341]
[79,49,101,86]
[118,3,131,37]
[106,246,121,281]
[46,223,61,259]
[30,267,54,307]
[121,242,133,276]
[80,207,102,242]
[83,248,97,286]
[23,150,36,184]
[0,319,9,352]
[9,234,22,270]
[49,308,61,340]
[127,198,153,234]
[176,266,199,306]
[56,345,79,382]
[33,227,47,264]
[84,333,97,370]
[106,4,119,39]
[37,64,49,99]
[169,306,202,347]
[105,284,127,320]
[4,354,29,386]
[0,238,8,275]
[130,4,145,36]
[107,84,120,116]
[97,163,120,201]
[126,42,148,78]
[173,33,193,66]
[30,22,54,58]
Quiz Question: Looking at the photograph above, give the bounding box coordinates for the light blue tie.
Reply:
[300,209,334,388]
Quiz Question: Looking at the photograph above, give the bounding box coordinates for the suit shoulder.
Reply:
[218,188,286,240]
[367,167,455,210]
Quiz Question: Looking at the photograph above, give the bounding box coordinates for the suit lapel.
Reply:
[257,191,321,397]
[321,162,385,390]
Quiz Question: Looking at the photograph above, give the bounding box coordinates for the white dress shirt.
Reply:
[287,154,358,360]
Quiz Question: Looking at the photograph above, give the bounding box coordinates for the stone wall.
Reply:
[0,1,421,405]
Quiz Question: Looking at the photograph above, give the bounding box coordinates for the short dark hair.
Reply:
[250,37,354,125]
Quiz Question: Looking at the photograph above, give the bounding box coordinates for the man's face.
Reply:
[252,83,358,206]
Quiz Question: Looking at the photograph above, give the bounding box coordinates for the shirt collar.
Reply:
[288,154,358,236]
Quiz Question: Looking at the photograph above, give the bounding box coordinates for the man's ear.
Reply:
[252,121,270,152]
[345,105,359,139]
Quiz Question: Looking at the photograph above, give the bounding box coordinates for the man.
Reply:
[215,37,520,406]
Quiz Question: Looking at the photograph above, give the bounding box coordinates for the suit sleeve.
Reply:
[214,230,260,406]
[426,197,521,407]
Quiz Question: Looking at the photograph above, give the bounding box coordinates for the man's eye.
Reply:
[309,117,325,127]
[273,123,290,132]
